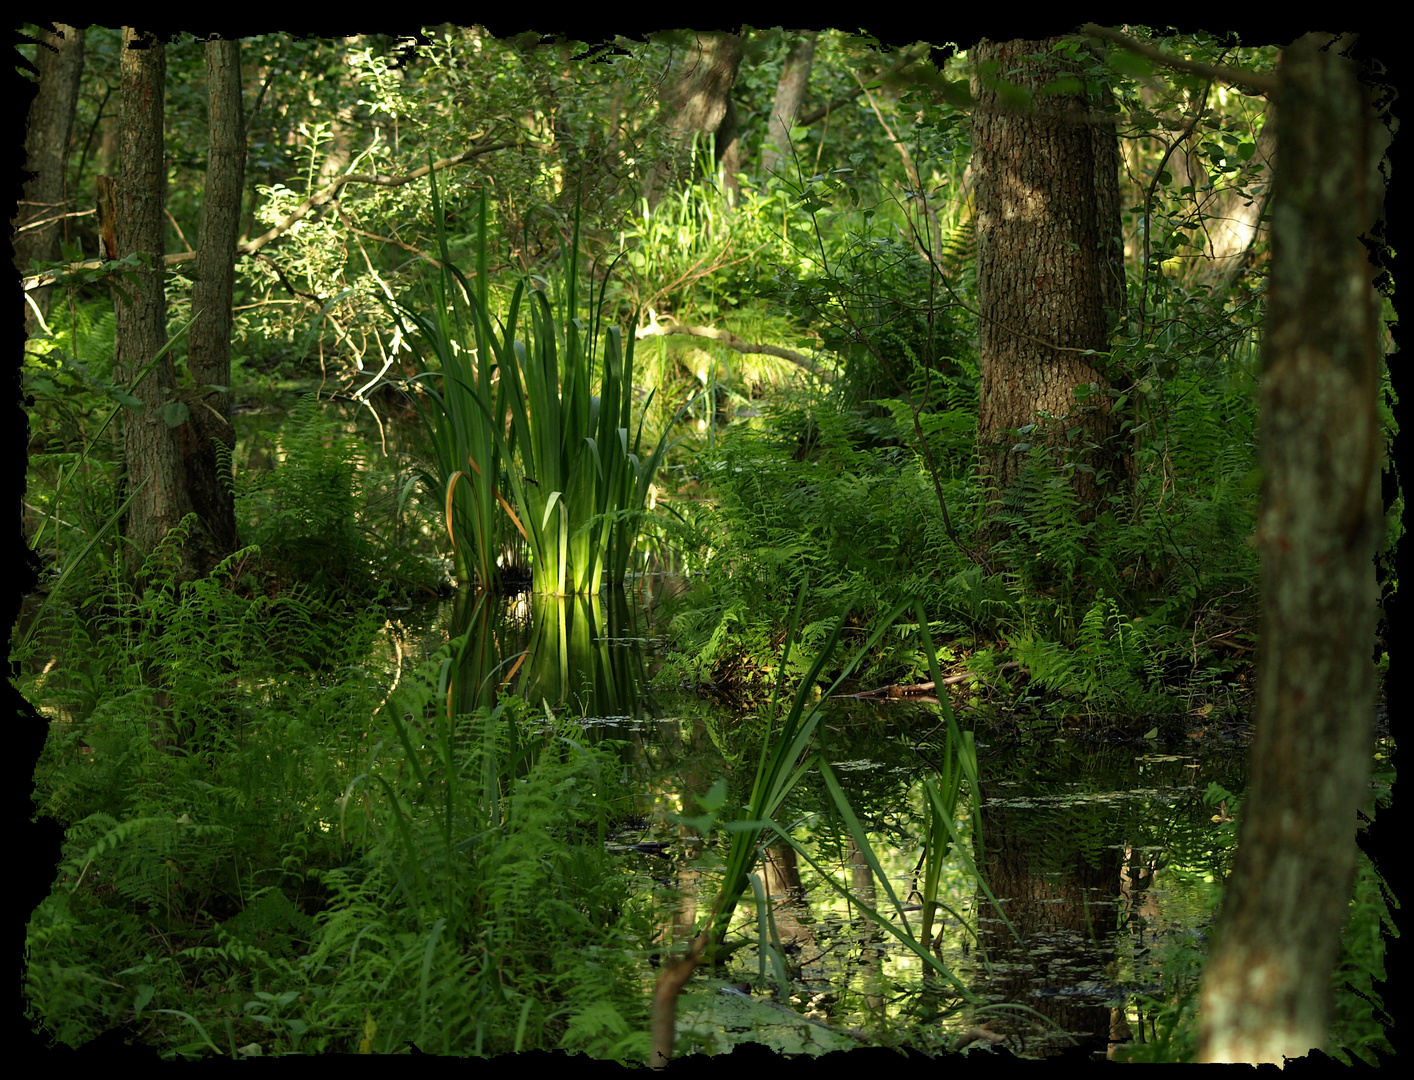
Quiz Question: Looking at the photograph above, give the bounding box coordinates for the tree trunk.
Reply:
[761,31,818,180]
[1196,34,1386,1064]
[16,23,85,337]
[114,29,192,581]
[1166,96,1277,293]
[183,38,245,571]
[970,38,1127,527]
[643,33,746,208]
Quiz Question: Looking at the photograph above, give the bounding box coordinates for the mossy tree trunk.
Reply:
[1196,33,1386,1064]
[969,38,1127,531]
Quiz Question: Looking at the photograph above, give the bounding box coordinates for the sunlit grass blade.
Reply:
[817,759,913,936]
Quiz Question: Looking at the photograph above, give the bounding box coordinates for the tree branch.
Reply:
[20,141,525,292]
[1081,25,1279,95]
[633,318,828,378]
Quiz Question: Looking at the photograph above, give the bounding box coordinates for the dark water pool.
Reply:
[379,582,1254,1060]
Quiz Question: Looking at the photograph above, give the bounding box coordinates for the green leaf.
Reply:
[1038,76,1083,96]
[1108,49,1153,78]
[161,401,190,427]
[134,984,156,1018]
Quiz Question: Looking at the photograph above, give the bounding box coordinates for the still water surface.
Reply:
[376,579,1249,1061]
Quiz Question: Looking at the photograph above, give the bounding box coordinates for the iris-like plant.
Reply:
[651,587,1016,1065]
[394,165,677,595]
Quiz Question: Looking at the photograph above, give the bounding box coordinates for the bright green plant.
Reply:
[692,587,991,989]
[395,171,677,595]
[653,587,1064,1060]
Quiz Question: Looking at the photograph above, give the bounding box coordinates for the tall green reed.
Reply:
[653,587,1007,1064]
[393,166,677,595]
[701,592,989,991]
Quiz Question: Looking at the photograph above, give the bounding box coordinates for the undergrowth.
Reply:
[661,364,1262,723]
[22,541,656,1058]
[235,393,373,592]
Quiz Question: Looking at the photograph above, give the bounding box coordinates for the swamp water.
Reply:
[374,580,1250,1062]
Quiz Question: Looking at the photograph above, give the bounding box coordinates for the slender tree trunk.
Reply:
[1197,34,1386,1064]
[1200,104,1277,290]
[114,28,192,580]
[970,38,1127,529]
[16,23,85,337]
[761,31,818,180]
[183,38,245,571]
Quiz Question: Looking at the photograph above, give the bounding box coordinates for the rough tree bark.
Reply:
[1196,33,1387,1064]
[183,38,246,571]
[761,31,818,180]
[16,23,85,337]
[970,38,1127,528]
[643,33,747,208]
[114,28,193,580]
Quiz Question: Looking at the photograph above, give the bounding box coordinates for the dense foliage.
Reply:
[17,26,1395,1062]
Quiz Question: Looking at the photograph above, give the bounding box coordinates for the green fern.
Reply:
[236,394,369,585]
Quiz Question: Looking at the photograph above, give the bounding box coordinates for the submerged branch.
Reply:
[649,924,711,1068]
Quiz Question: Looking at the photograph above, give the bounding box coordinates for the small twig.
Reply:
[14,206,93,234]
[164,208,194,253]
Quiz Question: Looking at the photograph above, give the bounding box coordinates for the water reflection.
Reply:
[445,585,660,720]
[386,584,1254,1060]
